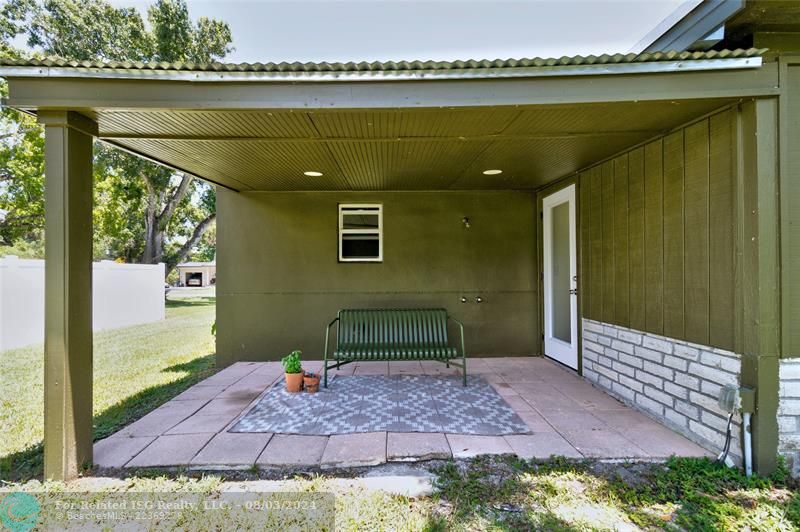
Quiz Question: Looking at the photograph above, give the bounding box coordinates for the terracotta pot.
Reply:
[285,372,303,392]
[304,372,320,393]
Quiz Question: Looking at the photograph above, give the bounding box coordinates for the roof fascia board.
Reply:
[2,61,779,111]
[0,56,761,82]
[634,0,746,53]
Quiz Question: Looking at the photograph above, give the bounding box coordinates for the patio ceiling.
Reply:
[0,49,775,192]
[89,99,735,191]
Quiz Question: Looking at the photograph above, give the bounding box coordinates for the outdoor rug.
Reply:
[230,375,530,435]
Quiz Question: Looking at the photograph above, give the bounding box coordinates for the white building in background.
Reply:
[176,260,216,287]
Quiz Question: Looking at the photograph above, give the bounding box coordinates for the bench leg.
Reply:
[324,362,328,388]
[446,361,450,368]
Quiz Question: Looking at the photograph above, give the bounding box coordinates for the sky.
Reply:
[106,0,695,63]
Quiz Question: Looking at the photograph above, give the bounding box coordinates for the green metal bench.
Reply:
[323,308,466,387]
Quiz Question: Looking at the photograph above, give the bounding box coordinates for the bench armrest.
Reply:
[324,317,339,363]
[447,315,466,358]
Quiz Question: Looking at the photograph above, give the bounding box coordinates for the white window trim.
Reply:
[338,203,383,262]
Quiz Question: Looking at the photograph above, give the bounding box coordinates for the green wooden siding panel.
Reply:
[601,161,615,323]
[684,121,710,345]
[784,66,800,357]
[580,172,591,317]
[663,130,685,339]
[709,110,735,350]
[628,147,646,332]
[589,166,604,320]
[575,110,736,352]
[614,155,630,326]
[644,139,664,335]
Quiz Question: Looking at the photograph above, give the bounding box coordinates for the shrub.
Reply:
[281,350,302,373]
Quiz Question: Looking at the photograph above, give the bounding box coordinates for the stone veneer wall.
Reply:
[582,319,742,461]
[779,360,800,475]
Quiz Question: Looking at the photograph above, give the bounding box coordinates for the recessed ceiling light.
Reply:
[303,171,323,177]
[482,169,503,175]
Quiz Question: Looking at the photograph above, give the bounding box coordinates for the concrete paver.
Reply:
[321,432,387,468]
[99,357,716,468]
[388,432,452,461]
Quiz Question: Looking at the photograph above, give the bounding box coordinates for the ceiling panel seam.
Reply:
[305,112,357,190]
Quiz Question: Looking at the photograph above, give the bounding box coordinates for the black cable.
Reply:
[717,412,734,465]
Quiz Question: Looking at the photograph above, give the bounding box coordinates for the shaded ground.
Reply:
[0,296,216,481]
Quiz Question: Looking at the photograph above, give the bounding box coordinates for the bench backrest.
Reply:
[337,308,450,349]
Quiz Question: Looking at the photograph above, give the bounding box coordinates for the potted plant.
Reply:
[304,371,321,393]
[281,350,303,392]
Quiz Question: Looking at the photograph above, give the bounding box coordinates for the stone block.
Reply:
[618,374,644,393]
[644,386,674,407]
[612,361,636,378]
[672,344,700,361]
[664,381,689,400]
[612,382,636,401]
[781,381,800,398]
[635,393,665,416]
[643,336,673,354]
[674,373,700,391]
[688,362,737,385]
[634,369,664,389]
[618,352,643,369]
[584,320,605,334]
[611,339,635,355]
[617,330,643,345]
[663,355,688,372]
[642,361,674,380]
[633,345,663,363]
[674,399,701,420]
[700,351,740,373]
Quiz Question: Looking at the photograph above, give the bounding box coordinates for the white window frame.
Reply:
[338,203,383,262]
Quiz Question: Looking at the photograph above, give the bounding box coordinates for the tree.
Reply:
[0,0,232,274]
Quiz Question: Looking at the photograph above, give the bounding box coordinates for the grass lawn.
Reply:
[429,455,800,531]
[6,456,799,530]
[0,297,217,481]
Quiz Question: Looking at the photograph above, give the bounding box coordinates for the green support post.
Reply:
[39,111,97,481]
[735,99,781,476]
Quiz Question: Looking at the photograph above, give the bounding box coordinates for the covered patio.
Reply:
[0,47,791,480]
[93,357,708,470]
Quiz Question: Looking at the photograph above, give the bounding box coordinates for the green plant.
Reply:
[281,350,302,374]
[211,321,217,336]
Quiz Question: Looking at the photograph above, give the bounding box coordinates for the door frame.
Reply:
[537,177,582,374]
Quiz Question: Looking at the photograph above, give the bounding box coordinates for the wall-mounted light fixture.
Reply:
[462,216,470,229]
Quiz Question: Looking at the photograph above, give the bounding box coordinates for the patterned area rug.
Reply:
[230,375,530,435]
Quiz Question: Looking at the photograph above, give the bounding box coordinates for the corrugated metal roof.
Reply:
[0,48,765,74]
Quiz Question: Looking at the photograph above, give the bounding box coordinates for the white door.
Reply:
[542,184,578,370]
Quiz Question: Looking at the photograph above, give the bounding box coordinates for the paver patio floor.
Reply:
[94,357,711,470]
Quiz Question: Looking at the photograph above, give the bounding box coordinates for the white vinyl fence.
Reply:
[0,256,165,351]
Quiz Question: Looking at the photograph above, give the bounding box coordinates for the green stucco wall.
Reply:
[216,190,539,365]
[578,108,737,351]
